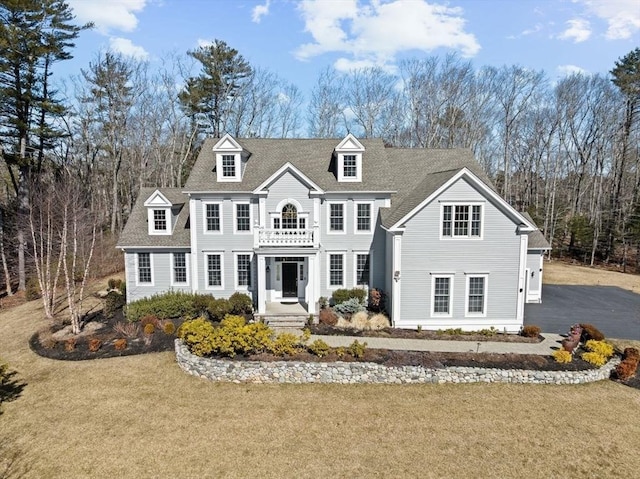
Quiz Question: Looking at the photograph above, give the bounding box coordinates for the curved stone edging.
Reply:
[175,339,619,385]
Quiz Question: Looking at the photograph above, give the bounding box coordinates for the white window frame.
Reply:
[337,153,362,182]
[431,274,454,318]
[204,252,224,290]
[440,202,484,239]
[147,208,171,235]
[215,153,241,182]
[135,252,154,286]
[354,201,373,234]
[326,201,346,234]
[202,201,223,234]
[170,252,189,286]
[234,252,253,290]
[465,274,488,317]
[353,251,371,287]
[327,252,346,289]
[233,201,253,234]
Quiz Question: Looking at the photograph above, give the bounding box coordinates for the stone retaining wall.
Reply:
[175,339,619,385]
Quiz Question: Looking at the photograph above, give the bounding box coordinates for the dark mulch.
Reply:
[309,323,542,343]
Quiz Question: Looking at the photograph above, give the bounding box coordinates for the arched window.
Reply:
[281,204,298,229]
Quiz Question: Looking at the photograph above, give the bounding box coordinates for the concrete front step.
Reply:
[261,315,309,329]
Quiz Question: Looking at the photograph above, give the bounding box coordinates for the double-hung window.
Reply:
[172,253,187,284]
[153,209,167,232]
[343,155,357,178]
[236,254,251,288]
[138,253,152,284]
[355,253,370,286]
[329,253,344,287]
[205,203,221,232]
[206,254,222,288]
[466,275,487,316]
[442,204,482,238]
[328,203,344,233]
[235,203,251,232]
[432,275,452,316]
[356,203,371,232]
[221,155,236,178]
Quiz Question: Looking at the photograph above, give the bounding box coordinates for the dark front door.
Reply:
[282,263,298,298]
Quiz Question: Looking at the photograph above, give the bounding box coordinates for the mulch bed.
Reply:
[309,323,542,343]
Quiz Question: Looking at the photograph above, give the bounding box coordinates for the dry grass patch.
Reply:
[1,277,640,478]
[544,261,640,294]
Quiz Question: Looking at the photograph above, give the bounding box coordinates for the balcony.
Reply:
[254,226,319,248]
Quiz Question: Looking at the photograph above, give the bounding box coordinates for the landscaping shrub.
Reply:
[228,292,253,315]
[319,308,338,326]
[348,340,367,359]
[581,351,608,367]
[615,358,639,380]
[308,339,331,358]
[125,291,203,322]
[64,338,76,352]
[368,288,386,313]
[552,350,572,363]
[479,327,498,337]
[369,314,390,331]
[104,291,126,319]
[623,347,639,361]
[318,296,328,309]
[88,339,102,352]
[143,323,155,335]
[334,298,366,316]
[335,316,350,328]
[331,288,367,305]
[335,346,346,359]
[107,278,123,291]
[25,277,40,300]
[269,332,300,356]
[140,315,160,328]
[177,317,217,356]
[113,321,140,338]
[162,321,176,336]
[114,338,127,351]
[438,328,464,336]
[584,340,614,359]
[521,325,541,338]
[206,298,232,322]
[580,323,605,342]
[38,330,57,350]
[350,311,370,331]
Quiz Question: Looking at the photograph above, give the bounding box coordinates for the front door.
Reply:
[282,263,298,298]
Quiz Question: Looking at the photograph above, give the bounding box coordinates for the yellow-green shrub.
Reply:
[581,351,608,367]
[269,332,301,356]
[348,340,367,359]
[308,339,331,357]
[584,340,614,359]
[552,350,572,363]
[177,317,217,357]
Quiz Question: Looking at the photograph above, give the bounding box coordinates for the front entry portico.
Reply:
[256,252,319,315]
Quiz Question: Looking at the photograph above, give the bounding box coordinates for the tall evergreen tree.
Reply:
[179,40,252,137]
[0,0,90,290]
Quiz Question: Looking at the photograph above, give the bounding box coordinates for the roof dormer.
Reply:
[213,133,244,182]
[144,190,173,235]
[335,133,364,182]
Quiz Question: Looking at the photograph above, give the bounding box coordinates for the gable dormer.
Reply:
[213,134,244,182]
[335,133,364,182]
[144,190,173,235]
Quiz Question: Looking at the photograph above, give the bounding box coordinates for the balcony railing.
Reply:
[255,227,318,248]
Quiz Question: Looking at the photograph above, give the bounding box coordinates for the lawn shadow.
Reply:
[0,364,27,415]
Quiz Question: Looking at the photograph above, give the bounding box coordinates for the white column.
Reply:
[516,232,528,324]
[188,197,199,292]
[391,232,402,327]
[257,255,266,314]
[306,255,315,313]
[259,196,266,227]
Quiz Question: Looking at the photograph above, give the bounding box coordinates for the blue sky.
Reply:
[63,0,640,93]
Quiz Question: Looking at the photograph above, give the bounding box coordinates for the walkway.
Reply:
[309,333,564,355]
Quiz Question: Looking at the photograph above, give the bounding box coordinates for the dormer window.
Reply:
[213,134,244,182]
[144,190,173,236]
[335,134,364,182]
[153,209,167,232]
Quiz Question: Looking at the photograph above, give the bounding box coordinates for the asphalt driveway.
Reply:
[525,285,640,340]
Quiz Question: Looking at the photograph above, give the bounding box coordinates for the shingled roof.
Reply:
[117,187,190,248]
[522,213,552,250]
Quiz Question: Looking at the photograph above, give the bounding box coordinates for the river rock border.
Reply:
[175,339,619,385]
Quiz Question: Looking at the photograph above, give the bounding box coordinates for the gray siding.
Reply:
[265,171,314,219]
[125,250,192,303]
[397,177,523,331]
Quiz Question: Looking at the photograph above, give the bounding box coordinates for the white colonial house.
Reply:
[117,134,550,332]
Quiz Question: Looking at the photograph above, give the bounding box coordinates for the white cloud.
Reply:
[576,0,640,40]
[197,38,214,48]
[109,37,149,59]
[558,18,592,42]
[252,0,271,23]
[557,64,589,76]
[68,0,147,34]
[295,0,480,69]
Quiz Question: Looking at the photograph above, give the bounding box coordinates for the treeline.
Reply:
[1,1,639,300]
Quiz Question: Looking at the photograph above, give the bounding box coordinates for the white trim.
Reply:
[353,201,374,234]
[465,274,488,317]
[135,252,154,286]
[233,201,253,234]
[353,251,372,287]
[147,207,171,235]
[252,162,324,194]
[516,234,528,322]
[170,252,190,287]
[275,197,304,213]
[337,153,362,182]
[327,252,346,289]
[202,201,223,234]
[335,133,365,151]
[234,251,253,291]
[326,201,347,235]
[430,274,454,318]
[212,133,243,151]
[439,202,484,240]
[143,190,172,207]
[189,198,198,290]
[204,252,224,290]
[388,168,537,232]
[214,134,243,183]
